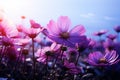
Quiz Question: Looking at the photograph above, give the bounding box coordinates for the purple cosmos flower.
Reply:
[114,42,120,56]
[67,49,78,63]
[42,16,86,47]
[114,25,120,33]
[94,30,108,36]
[103,39,115,51]
[93,40,105,52]
[6,46,19,61]
[106,34,117,40]
[88,39,96,50]
[64,60,81,74]
[1,37,13,46]
[76,36,89,52]
[88,50,119,66]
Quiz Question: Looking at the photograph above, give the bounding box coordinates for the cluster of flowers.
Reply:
[0,16,120,80]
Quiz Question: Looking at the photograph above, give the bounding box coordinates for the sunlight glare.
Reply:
[0,0,31,13]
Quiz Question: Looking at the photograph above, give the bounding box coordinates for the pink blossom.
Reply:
[23,27,41,38]
[42,16,86,47]
[30,19,41,28]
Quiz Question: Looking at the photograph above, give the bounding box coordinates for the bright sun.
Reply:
[0,0,32,25]
[0,0,30,13]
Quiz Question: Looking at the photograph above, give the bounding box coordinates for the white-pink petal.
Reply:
[47,20,60,35]
[57,16,71,32]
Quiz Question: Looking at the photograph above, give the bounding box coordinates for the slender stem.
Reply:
[51,49,61,70]
[32,38,35,79]
[46,55,48,67]
[60,45,66,63]
[45,55,48,75]
[75,52,80,66]
[0,46,3,57]
[23,55,26,72]
[0,46,7,63]
[60,50,64,63]
[53,54,59,68]
[9,50,22,79]
[117,32,119,41]
[0,46,5,63]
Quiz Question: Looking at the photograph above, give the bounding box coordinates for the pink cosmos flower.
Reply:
[36,43,61,64]
[23,19,43,38]
[0,24,6,36]
[42,16,86,47]
[6,29,21,38]
[16,24,28,38]
[14,38,31,46]
[0,19,9,36]
[0,14,18,37]
[16,24,24,32]
[23,27,41,38]
[18,19,42,38]
[36,48,54,64]
[30,19,41,28]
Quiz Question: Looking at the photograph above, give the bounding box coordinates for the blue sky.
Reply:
[0,0,120,38]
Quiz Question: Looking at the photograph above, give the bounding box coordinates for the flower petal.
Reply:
[69,25,85,36]
[47,34,75,47]
[69,35,87,43]
[57,16,71,32]
[88,51,103,65]
[47,20,60,35]
[30,19,41,28]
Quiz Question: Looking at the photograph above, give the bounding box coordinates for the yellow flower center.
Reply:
[59,32,69,39]
[99,58,107,63]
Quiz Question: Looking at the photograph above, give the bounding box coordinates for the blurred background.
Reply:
[0,0,120,39]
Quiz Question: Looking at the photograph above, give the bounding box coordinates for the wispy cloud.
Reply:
[80,13,95,18]
[104,16,115,20]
